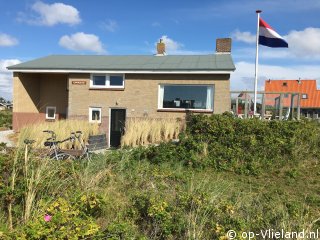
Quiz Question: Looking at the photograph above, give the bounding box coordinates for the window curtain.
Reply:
[158,85,164,108]
[206,86,213,110]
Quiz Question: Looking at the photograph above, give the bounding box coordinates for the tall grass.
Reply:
[121,118,184,147]
[18,120,100,149]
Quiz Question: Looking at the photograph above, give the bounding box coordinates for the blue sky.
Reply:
[1,0,320,99]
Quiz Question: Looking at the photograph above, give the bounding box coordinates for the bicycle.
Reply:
[43,130,75,160]
[71,131,90,160]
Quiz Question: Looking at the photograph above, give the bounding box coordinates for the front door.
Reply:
[110,109,126,148]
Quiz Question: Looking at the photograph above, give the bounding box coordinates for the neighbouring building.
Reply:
[265,79,320,118]
[8,38,235,147]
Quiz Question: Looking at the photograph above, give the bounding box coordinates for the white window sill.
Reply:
[157,108,213,113]
[89,87,124,90]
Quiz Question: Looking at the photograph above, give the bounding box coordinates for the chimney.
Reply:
[156,39,166,56]
[216,38,232,53]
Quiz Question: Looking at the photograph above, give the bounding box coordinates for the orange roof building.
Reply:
[264,79,320,116]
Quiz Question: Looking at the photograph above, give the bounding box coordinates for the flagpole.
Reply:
[254,10,261,115]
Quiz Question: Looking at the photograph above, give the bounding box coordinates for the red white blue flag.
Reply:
[259,18,288,48]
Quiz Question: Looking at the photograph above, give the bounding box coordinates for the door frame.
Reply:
[108,107,126,148]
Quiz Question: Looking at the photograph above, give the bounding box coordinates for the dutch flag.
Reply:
[259,18,288,48]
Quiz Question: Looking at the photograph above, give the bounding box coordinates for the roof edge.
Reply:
[9,69,235,74]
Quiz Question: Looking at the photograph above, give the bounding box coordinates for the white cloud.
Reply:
[59,32,106,54]
[232,27,320,59]
[0,33,18,47]
[0,59,21,100]
[153,35,210,55]
[101,20,118,32]
[160,35,183,53]
[24,1,81,26]
[285,28,320,58]
[231,61,320,91]
[232,30,256,44]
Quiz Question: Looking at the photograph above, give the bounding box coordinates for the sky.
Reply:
[1,0,320,100]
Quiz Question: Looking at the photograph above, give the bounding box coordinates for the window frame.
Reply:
[90,74,125,88]
[158,84,214,112]
[302,93,308,99]
[89,107,102,123]
[46,106,56,120]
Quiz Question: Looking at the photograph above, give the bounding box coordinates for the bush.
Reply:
[0,110,12,129]
[133,114,320,174]
[183,114,320,173]
[14,197,100,239]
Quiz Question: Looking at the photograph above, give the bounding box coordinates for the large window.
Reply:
[91,74,124,88]
[46,106,56,120]
[89,107,102,123]
[158,85,214,110]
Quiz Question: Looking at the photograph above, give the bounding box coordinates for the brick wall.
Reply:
[13,73,68,131]
[13,72,231,132]
[68,73,231,132]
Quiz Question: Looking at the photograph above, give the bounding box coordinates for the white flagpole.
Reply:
[254,10,261,114]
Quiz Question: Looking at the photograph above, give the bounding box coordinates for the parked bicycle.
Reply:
[68,131,91,159]
[43,130,75,160]
[23,130,91,160]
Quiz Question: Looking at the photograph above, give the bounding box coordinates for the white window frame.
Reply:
[302,94,308,99]
[158,84,214,111]
[46,106,56,120]
[89,107,102,123]
[90,74,125,88]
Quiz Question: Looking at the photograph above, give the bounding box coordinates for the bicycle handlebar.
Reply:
[43,130,54,133]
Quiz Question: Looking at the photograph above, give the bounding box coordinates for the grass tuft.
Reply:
[18,120,100,149]
[121,118,184,147]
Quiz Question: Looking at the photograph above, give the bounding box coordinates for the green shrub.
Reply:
[14,197,100,239]
[103,220,142,239]
[139,114,320,174]
[184,114,320,173]
[0,110,12,129]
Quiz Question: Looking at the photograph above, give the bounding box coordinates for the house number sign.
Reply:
[72,81,86,85]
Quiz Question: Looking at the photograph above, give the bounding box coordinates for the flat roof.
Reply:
[7,54,235,73]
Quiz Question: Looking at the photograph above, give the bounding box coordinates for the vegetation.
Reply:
[0,110,12,130]
[121,118,184,147]
[0,114,320,239]
[18,120,100,149]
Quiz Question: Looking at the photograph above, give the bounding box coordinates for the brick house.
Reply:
[265,79,320,118]
[8,39,235,147]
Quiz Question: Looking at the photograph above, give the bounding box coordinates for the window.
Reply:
[302,94,308,99]
[110,75,123,86]
[282,82,287,86]
[89,107,102,123]
[91,74,124,88]
[93,75,106,86]
[46,106,56,120]
[158,85,214,110]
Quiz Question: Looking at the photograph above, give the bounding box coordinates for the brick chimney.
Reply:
[216,38,232,53]
[156,39,166,56]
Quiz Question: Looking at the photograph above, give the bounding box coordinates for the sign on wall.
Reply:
[72,81,86,85]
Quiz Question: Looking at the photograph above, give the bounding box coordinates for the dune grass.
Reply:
[121,118,185,147]
[18,120,100,149]
[2,115,320,238]
[2,148,319,239]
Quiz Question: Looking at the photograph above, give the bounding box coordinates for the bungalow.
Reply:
[8,38,235,147]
